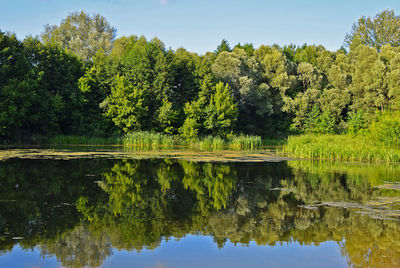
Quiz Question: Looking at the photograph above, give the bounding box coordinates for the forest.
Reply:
[2,9,400,148]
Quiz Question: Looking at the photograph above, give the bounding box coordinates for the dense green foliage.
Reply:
[2,9,400,147]
[0,32,84,142]
[344,9,400,51]
[284,111,400,162]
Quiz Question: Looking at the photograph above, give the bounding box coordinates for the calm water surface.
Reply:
[1,154,400,267]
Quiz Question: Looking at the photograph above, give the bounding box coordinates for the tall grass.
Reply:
[123,132,264,150]
[123,131,176,149]
[46,132,267,150]
[228,135,263,149]
[193,135,226,150]
[282,134,400,162]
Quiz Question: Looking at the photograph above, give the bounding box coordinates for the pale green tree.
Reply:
[345,9,400,51]
[42,11,116,61]
[255,45,298,97]
[382,46,400,110]
[349,45,389,114]
[326,50,352,90]
[297,62,323,89]
[318,87,350,123]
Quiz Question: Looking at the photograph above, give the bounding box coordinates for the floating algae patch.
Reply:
[0,148,291,162]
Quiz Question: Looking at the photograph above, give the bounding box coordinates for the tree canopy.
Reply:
[42,11,116,61]
[2,9,400,142]
[345,9,400,51]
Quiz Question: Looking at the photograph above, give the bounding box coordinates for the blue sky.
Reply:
[1,0,400,54]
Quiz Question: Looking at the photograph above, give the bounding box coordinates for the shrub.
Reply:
[347,110,368,136]
[369,112,400,146]
[304,106,336,134]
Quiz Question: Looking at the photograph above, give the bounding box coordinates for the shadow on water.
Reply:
[1,157,400,267]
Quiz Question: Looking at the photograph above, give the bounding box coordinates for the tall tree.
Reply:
[42,11,116,61]
[78,51,118,136]
[180,82,238,139]
[204,82,238,136]
[23,37,84,135]
[118,36,172,130]
[344,9,400,51]
[214,39,232,55]
[349,45,389,115]
[104,75,149,133]
[234,42,255,57]
[0,32,36,141]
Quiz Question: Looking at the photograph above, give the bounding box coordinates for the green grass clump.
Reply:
[123,131,176,149]
[123,132,265,150]
[193,136,225,150]
[48,135,122,145]
[283,134,400,162]
[229,135,263,149]
[188,134,263,150]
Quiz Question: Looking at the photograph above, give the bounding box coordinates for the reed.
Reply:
[123,131,176,149]
[123,132,264,150]
[229,135,263,149]
[194,136,226,150]
[282,134,400,162]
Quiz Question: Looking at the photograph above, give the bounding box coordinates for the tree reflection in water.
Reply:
[1,158,400,267]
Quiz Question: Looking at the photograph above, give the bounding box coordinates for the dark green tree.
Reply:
[23,37,84,135]
[0,32,36,141]
[78,51,119,136]
[214,39,232,55]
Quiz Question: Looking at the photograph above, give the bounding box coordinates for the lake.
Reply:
[1,149,400,267]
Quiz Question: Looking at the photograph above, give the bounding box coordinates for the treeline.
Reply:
[2,10,400,143]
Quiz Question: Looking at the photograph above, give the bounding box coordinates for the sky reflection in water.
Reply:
[2,237,346,268]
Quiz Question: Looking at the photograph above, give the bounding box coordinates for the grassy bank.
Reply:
[46,132,274,150]
[282,134,400,162]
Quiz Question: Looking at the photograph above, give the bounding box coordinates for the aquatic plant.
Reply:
[283,134,400,162]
